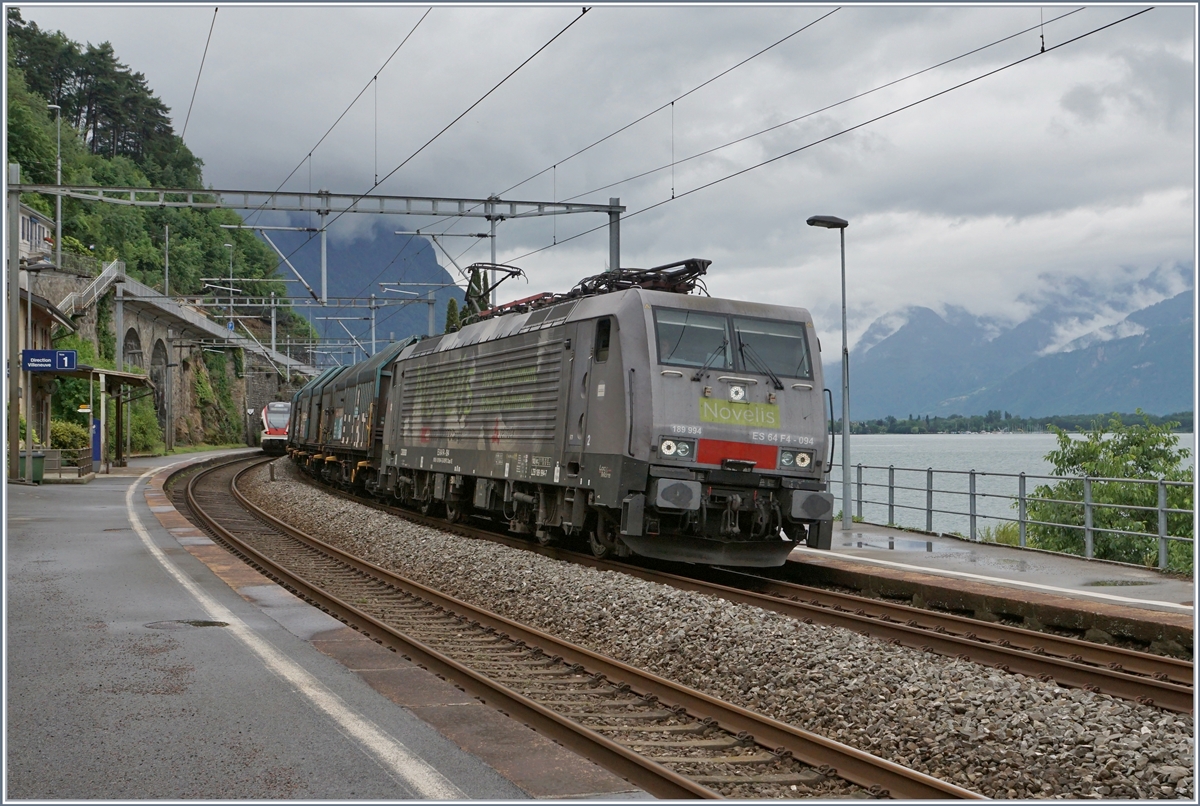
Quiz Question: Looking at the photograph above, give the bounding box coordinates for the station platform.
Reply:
[5,449,644,800]
[788,520,1194,653]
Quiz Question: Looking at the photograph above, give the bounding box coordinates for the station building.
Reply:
[14,203,76,451]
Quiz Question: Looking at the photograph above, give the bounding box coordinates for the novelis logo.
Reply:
[698,399,779,429]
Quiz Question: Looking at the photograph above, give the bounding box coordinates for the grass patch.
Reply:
[979,521,1021,546]
[132,442,249,457]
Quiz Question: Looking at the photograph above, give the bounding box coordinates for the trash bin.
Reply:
[12,451,46,483]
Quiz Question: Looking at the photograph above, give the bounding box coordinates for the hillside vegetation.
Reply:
[6,8,310,338]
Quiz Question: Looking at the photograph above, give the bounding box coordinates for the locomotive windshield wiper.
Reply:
[691,338,728,381]
[738,337,784,390]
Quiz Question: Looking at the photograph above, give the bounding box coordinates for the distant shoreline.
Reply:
[847,429,1195,435]
[839,411,1193,436]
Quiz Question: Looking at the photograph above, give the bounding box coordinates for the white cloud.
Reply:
[18,3,1196,350]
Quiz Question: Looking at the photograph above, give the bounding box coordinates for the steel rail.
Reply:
[512,542,1193,714]
[185,459,713,800]
[638,566,1195,715]
[192,457,983,800]
[291,471,1192,714]
[714,566,1194,683]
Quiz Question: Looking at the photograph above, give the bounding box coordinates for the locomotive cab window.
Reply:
[732,316,813,379]
[594,318,611,362]
[654,308,731,369]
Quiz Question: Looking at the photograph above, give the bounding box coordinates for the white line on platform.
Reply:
[125,463,464,799]
[792,546,1194,613]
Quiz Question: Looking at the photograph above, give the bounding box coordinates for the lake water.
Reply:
[825,432,1195,537]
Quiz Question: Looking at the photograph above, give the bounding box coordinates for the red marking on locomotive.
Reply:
[420,426,432,444]
[491,417,501,444]
[696,439,777,470]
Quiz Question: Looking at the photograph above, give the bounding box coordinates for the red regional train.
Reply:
[261,400,291,455]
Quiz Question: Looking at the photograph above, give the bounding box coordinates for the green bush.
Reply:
[1025,412,1193,574]
[50,419,90,450]
[17,413,38,446]
[128,393,163,453]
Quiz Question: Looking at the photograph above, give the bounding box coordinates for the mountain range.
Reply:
[266,224,465,357]
[279,226,1192,418]
[832,275,1194,420]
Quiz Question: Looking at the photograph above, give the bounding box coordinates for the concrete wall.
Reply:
[29,270,308,449]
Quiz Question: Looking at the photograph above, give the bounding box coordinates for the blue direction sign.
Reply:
[22,349,77,371]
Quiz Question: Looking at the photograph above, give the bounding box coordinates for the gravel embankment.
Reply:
[241,460,1194,799]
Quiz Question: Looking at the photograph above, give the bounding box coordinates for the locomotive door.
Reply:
[370,370,393,456]
[564,319,594,475]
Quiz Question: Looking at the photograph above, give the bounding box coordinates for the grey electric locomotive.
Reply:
[290,259,834,567]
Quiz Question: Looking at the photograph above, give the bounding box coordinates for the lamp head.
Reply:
[47,104,60,111]
[806,215,848,229]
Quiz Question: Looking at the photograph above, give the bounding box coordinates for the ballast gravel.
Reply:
[241,461,1195,800]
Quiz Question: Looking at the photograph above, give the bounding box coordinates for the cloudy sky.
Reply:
[17,3,1197,347]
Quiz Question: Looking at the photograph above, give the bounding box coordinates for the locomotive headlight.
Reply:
[659,438,695,460]
[780,450,813,469]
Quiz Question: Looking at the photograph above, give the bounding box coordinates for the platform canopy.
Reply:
[52,364,155,393]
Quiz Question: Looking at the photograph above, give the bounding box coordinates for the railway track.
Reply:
[177,456,980,800]
[288,464,1194,716]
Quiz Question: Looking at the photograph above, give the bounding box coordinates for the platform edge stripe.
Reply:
[796,547,1194,612]
[127,463,465,799]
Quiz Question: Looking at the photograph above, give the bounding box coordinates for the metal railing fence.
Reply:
[41,447,94,479]
[58,252,102,278]
[57,259,123,317]
[830,463,1193,571]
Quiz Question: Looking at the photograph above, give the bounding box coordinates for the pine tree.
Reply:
[465,266,489,319]
[444,297,460,333]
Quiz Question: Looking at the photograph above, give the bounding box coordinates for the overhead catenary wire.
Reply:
[242,7,434,342]
[508,6,1154,265]
[246,6,432,228]
[338,6,594,305]
[374,5,1066,325]
[497,6,840,198]
[368,7,592,203]
[560,6,1087,204]
[180,7,218,140]
[410,7,835,251]
[370,236,485,336]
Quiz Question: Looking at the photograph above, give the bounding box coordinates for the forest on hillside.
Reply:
[6,8,310,339]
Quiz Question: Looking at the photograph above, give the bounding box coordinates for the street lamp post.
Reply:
[47,104,61,271]
[806,214,851,531]
[223,243,233,327]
